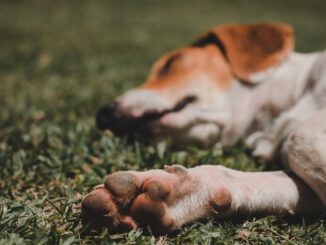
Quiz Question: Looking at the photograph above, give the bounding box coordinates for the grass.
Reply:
[0,0,325,244]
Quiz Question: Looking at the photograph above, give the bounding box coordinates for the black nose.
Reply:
[96,102,119,131]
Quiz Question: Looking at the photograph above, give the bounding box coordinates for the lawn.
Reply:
[0,0,325,244]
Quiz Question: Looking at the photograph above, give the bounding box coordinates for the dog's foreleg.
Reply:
[246,93,318,160]
[82,165,323,233]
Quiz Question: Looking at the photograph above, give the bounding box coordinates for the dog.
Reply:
[81,23,326,233]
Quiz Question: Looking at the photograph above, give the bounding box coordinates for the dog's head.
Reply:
[97,23,293,146]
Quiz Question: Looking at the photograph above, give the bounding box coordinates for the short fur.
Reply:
[83,23,326,233]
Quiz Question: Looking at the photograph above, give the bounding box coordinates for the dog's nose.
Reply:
[96,101,119,131]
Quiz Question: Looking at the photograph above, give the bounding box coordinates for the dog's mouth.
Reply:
[135,95,197,124]
[96,95,197,136]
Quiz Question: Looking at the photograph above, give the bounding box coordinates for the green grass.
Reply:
[0,0,325,244]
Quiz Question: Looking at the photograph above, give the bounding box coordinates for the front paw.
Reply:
[81,165,235,234]
[246,132,275,160]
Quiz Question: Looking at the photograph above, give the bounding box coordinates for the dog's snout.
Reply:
[96,101,119,131]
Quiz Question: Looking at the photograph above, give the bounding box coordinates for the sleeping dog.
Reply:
[82,23,326,233]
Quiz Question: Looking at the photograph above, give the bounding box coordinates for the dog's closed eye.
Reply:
[158,53,182,77]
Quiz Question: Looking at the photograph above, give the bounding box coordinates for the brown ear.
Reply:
[193,23,294,84]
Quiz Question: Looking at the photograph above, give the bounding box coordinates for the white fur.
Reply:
[164,51,326,224]
[167,189,211,228]
[111,50,326,228]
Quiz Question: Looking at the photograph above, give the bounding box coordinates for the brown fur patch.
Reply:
[195,23,294,83]
[141,46,234,90]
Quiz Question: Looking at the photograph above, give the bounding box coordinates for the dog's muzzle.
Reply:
[96,95,197,136]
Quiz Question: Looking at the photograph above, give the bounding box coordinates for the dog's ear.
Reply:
[193,23,294,84]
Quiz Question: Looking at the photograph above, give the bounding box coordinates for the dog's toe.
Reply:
[81,166,229,234]
[81,188,121,230]
[105,172,138,206]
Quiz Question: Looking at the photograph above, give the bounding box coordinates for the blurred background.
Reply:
[1,0,325,120]
[0,0,325,243]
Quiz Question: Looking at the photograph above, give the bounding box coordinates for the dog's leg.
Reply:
[287,109,326,205]
[247,53,326,161]
[246,93,318,160]
[81,164,323,233]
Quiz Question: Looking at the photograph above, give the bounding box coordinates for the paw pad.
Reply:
[81,168,196,234]
[105,172,137,205]
[212,187,232,213]
[81,188,120,229]
[143,179,170,201]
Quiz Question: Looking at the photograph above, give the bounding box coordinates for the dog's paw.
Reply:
[81,165,232,234]
[246,132,275,160]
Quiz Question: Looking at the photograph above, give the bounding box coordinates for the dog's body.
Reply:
[82,23,326,233]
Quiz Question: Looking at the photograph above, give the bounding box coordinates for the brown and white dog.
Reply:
[82,23,326,233]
